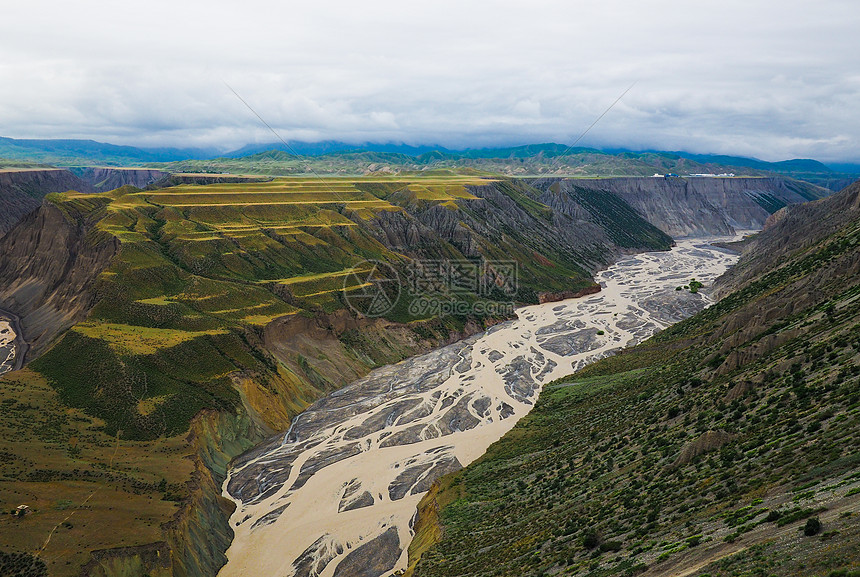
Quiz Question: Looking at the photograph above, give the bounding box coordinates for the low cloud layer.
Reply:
[1,0,858,161]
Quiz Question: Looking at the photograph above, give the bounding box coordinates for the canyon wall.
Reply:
[74,167,169,191]
[0,168,93,237]
[0,175,835,577]
[541,176,828,237]
[0,201,118,358]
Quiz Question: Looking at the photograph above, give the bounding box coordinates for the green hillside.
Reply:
[27,175,600,440]
[0,137,212,166]
[410,184,860,577]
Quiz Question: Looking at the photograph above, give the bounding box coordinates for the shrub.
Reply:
[582,530,600,549]
[0,550,48,577]
[776,507,814,527]
[686,534,702,547]
[765,509,782,522]
[804,517,822,536]
[599,540,623,552]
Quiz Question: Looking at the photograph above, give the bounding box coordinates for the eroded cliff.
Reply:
[0,168,93,237]
[1,174,830,577]
[0,200,118,358]
[536,176,829,237]
[74,167,169,192]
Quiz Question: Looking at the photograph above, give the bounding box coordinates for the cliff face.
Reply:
[545,176,829,237]
[0,201,118,358]
[162,410,264,577]
[714,180,860,297]
[0,168,93,237]
[75,167,169,191]
[533,180,675,258]
[359,179,672,280]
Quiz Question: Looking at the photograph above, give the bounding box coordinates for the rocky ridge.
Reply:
[532,176,828,238]
[0,169,93,237]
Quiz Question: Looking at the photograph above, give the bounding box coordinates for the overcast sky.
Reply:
[1,0,859,161]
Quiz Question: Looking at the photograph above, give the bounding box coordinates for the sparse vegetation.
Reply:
[0,550,47,577]
[410,184,860,577]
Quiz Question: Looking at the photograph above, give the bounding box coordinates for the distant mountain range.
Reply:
[215,142,851,175]
[0,136,216,165]
[1,137,858,190]
[222,140,444,158]
[0,135,850,168]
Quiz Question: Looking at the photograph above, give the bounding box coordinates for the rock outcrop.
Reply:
[715,180,860,297]
[674,430,736,466]
[0,200,118,358]
[0,168,93,237]
[75,167,169,191]
[538,284,601,304]
[537,176,828,238]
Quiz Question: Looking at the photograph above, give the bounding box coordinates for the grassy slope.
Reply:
[0,369,193,577]
[28,177,507,440]
[411,187,860,577]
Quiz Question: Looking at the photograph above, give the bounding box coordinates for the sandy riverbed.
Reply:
[0,318,18,376]
[219,237,742,577]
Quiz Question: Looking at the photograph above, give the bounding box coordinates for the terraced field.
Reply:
[26,170,665,453]
[38,176,537,440]
[66,175,500,320]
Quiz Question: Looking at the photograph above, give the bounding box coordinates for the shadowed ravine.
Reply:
[219,237,743,577]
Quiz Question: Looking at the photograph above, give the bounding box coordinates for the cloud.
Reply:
[0,0,858,161]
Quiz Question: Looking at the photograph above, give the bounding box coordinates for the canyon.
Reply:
[220,237,741,577]
[0,169,847,577]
